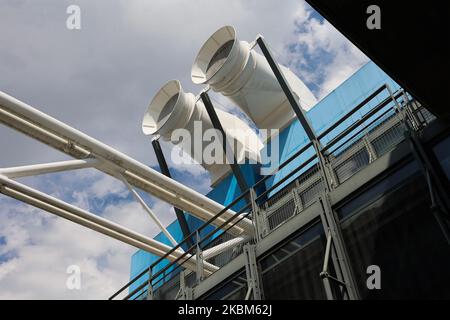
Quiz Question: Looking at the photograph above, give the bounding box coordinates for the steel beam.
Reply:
[0,91,252,236]
[407,130,450,243]
[0,159,99,179]
[0,174,218,274]
[256,36,319,145]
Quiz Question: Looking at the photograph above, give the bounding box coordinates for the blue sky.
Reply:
[0,0,368,299]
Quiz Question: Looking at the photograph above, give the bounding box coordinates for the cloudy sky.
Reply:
[0,0,368,299]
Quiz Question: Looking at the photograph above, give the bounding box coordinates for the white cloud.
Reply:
[285,6,369,100]
[0,181,175,299]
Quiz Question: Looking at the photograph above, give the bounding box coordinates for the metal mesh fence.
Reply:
[267,197,296,230]
[328,110,408,185]
[264,164,323,231]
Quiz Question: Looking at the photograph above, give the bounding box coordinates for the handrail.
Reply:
[317,84,388,140]
[327,106,394,155]
[322,91,403,153]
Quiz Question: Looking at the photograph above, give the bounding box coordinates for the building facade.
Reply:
[122,61,450,300]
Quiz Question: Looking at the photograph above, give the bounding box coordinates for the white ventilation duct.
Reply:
[191,25,317,131]
[142,80,262,184]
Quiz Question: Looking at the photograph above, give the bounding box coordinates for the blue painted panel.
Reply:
[262,61,401,195]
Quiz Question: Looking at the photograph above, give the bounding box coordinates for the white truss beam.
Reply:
[0,91,253,236]
[0,159,99,179]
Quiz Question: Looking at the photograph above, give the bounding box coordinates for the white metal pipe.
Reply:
[202,235,250,260]
[0,175,218,273]
[118,173,180,248]
[0,91,253,236]
[0,106,90,159]
[0,159,99,179]
[245,287,252,300]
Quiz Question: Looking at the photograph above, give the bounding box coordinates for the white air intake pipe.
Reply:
[191,26,317,130]
[142,80,262,184]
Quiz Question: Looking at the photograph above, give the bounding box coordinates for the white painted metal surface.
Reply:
[202,235,250,260]
[118,173,181,248]
[0,91,253,236]
[191,25,317,130]
[142,80,262,184]
[0,159,99,178]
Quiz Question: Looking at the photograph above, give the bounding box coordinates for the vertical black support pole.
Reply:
[256,36,320,145]
[200,92,250,203]
[256,36,332,190]
[151,138,193,247]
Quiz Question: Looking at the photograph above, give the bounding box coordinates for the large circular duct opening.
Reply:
[157,93,179,124]
[206,40,234,79]
[191,26,236,84]
[142,80,182,136]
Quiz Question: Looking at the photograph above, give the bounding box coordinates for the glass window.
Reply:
[259,222,328,300]
[338,166,450,299]
[433,136,450,181]
[338,161,419,220]
[202,270,247,300]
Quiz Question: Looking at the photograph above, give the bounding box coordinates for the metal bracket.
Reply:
[318,195,360,300]
[176,270,193,300]
[319,229,348,300]
[243,244,262,300]
[312,140,333,192]
[292,182,303,215]
[195,231,205,283]
[386,84,406,123]
[250,188,268,241]
[401,91,422,130]
[363,135,378,163]
[146,267,153,300]
[256,36,320,146]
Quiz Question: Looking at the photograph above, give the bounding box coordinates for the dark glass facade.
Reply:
[338,161,450,299]
[201,270,247,300]
[433,136,450,181]
[259,222,328,300]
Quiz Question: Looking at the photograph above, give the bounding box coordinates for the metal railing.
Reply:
[110,84,433,300]
[110,185,254,300]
